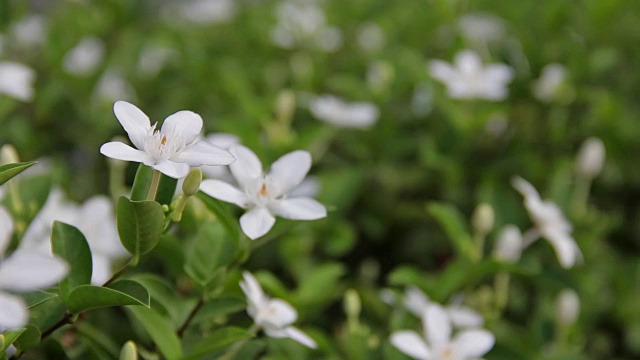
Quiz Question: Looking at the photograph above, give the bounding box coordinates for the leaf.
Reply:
[295,262,346,308]
[1,328,25,352]
[129,273,184,324]
[127,307,183,360]
[426,202,476,261]
[196,192,241,242]
[0,161,36,186]
[130,164,177,204]
[183,327,254,360]
[184,221,237,286]
[51,221,93,299]
[116,196,164,265]
[191,297,246,326]
[2,173,51,225]
[66,280,150,313]
[28,295,66,331]
[12,325,40,351]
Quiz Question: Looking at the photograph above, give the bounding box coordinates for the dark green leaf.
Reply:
[66,280,150,313]
[116,196,164,264]
[426,202,475,261]
[185,221,237,286]
[1,328,25,352]
[13,325,41,351]
[127,307,183,360]
[28,295,66,331]
[51,221,92,299]
[196,192,241,242]
[0,161,36,186]
[184,327,254,360]
[295,263,346,308]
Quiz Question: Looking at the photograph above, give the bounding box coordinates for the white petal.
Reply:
[257,299,297,328]
[390,330,431,359]
[173,141,235,167]
[404,286,431,318]
[200,179,249,208]
[100,142,151,164]
[542,228,582,268]
[0,206,13,256]
[455,50,482,74]
[113,101,151,150]
[424,304,451,349]
[428,60,455,82]
[447,306,484,328]
[450,329,495,358]
[484,64,514,84]
[284,326,317,348]
[91,254,112,285]
[0,292,28,330]
[0,251,68,292]
[161,110,203,145]
[269,197,326,220]
[239,271,267,313]
[268,151,312,197]
[205,133,240,149]
[229,145,263,190]
[152,160,190,179]
[240,207,275,240]
[511,176,540,200]
[288,177,320,198]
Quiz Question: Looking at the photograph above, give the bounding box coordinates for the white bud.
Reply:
[576,137,605,179]
[0,144,20,164]
[555,289,580,326]
[493,225,523,263]
[472,203,494,236]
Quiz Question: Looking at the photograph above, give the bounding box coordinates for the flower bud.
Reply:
[0,144,20,164]
[472,203,494,237]
[344,289,362,320]
[575,137,605,179]
[555,289,580,326]
[493,225,523,262]
[275,89,296,125]
[119,341,138,360]
[182,168,203,196]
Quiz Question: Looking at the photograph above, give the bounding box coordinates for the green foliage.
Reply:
[127,307,183,360]
[0,161,36,186]
[116,196,164,265]
[51,221,92,298]
[66,280,150,313]
[185,221,238,287]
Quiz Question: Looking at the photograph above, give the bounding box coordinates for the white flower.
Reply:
[310,95,379,129]
[137,45,178,78]
[271,0,342,52]
[357,22,386,53]
[555,289,580,326]
[239,271,316,348]
[404,287,484,329]
[0,206,68,330]
[391,304,495,360]
[11,15,46,47]
[493,225,523,263]
[429,50,513,101]
[62,36,105,76]
[512,177,582,268]
[200,145,326,239]
[575,137,605,179]
[200,133,241,180]
[458,13,505,44]
[532,63,567,102]
[0,61,35,102]
[94,71,136,103]
[100,101,235,179]
[172,0,237,25]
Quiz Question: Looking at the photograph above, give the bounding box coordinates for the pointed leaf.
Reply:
[127,307,183,360]
[0,161,36,186]
[116,196,164,264]
[185,221,237,286]
[184,327,254,360]
[51,221,92,299]
[130,164,177,204]
[426,202,475,261]
[12,325,40,350]
[1,328,25,352]
[66,280,150,313]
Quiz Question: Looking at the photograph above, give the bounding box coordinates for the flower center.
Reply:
[143,124,184,161]
[259,183,269,197]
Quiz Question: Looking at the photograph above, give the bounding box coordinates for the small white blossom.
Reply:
[404,287,484,329]
[239,272,316,348]
[391,304,495,360]
[532,63,567,102]
[0,206,68,330]
[271,0,342,52]
[555,289,580,326]
[575,137,605,179]
[458,13,505,44]
[310,95,379,129]
[100,101,235,179]
[0,61,35,102]
[512,177,582,268]
[200,133,241,180]
[429,50,513,101]
[170,0,238,25]
[357,22,386,53]
[11,15,46,47]
[493,225,523,263]
[94,71,136,103]
[137,45,178,78]
[62,36,105,76]
[200,145,326,239]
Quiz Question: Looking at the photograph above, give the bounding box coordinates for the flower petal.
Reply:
[113,101,151,150]
[0,292,28,330]
[288,177,320,198]
[240,207,275,240]
[542,228,582,268]
[200,179,249,208]
[455,50,482,74]
[173,141,235,167]
[268,150,312,197]
[428,60,456,82]
[269,197,326,220]
[450,329,495,358]
[424,304,451,349]
[161,110,203,145]
[0,251,68,292]
[390,330,431,359]
[152,160,190,179]
[284,326,317,348]
[447,306,484,328]
[258,299,298,328]
[100,142,151,164]
[0,206,13,257]
[91,254,112,285]
[484,64,514,84]
[239,271,267,312]
[403,286,431,318]
[229,145,263,190]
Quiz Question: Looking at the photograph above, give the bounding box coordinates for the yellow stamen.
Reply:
[161,135,167,145]
[259,184,268,197]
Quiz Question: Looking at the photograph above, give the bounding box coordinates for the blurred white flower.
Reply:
[310,95,379,129]
[493,225,523,263]
[94,71,136,103]
[532,63,567,102]
[512,177,582,268]
[172,0,237,25]
[200,145,326,239]
[239,271,316,348]
[556,288,580,326]
[429,50,513,101]
[62,36,105,76]
[11,15,46,47]
[404,287,484,329]
[0,61,35,102]
[391,304,495,360]
[100,101,235,179]
[411,82,434,117]
[137,45,178,78]
[575,137,605,179]
[0,206,68,330]
[458,13,506,44]
[357,22,386,53]
[271,0,342,52]
[20,189,128,285]
[200,133,241,180]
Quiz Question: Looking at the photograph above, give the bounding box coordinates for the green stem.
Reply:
[494,272,511,313]
[473,233,486,263]
[102,261,132,286]
[147,170,162,201]
[570,176,592,218]
[218,325,259,360]
[177,297,205,337]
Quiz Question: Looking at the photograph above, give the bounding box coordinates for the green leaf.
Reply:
[130,164,177,204]
[192,297,246,326]
[426,202,475,261]
[184,327,254,360]
[28,295,66,331]
[51,221,93,299]
[12,325,40,351]
[295,262,346,308]
[0,161,36,186]
[66,280,150,313]
[196,192,241,242]
[127,307,183,360]
[2,173,51,226]
[116,196,164,265]
[130,273,184,324]
[185,221,237,286]
[1,328,25,352]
